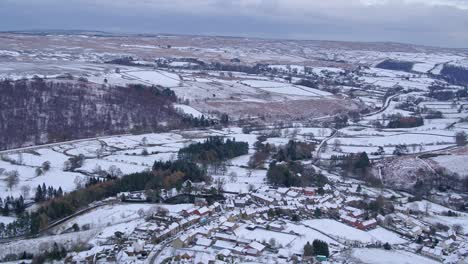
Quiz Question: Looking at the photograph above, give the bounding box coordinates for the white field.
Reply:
[284,222,344,254]
[432,155,468,177]
[123,70,181,87]
[351,248,440,264]
[59,203,193,232]
[234,224,296,246]
[174,104,204,118]
[423,214,468,235]
[303,219,406,244]
[333,133,454,147]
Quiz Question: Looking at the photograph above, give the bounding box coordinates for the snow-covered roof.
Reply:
[362,219,377,226]
[196,237,213,247]
[248,241,265,252]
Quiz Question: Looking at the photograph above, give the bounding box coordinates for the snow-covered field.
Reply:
[303,219,406,244]
[59,203,194,232]
[432,154,468,177]
[350,248,440,264]
[123,70,181,87]
[174,104,204,118]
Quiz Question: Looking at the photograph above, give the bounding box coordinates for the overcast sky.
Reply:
[1,0,467,48]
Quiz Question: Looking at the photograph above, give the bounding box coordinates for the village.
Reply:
[60,173,467,264]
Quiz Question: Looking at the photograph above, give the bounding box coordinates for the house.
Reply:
[277,188,289,196]
[221,221,238,231]
[344,206,365,218]
[212,202,222,212]
[303,187,316,196]
[234,199,247,207]
[244,241,266,256]
[194,206,211,216]
[268,222,284,232]
[441,238,455,250]
[182,208,198,217]
[168,222,180,236]
[180,253,193,261]
[196,237,213,247]
[410,226,423,238]
[421,246,444,261]
[217,249,232,259]
[357,219,377,230]
[340,214,358,226]
[251,193,275,205]
[286,190,300,198]
[172,234,191,248]
[376,214,385,224]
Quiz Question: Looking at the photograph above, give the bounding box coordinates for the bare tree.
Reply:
[74,176,85,190]
[453,224,463,235]
[332,139,342,152]
[108,165,123,178]
[42,161,51,171]
[5,170,20,191]
[268,238,277,248]
[35,167,43,177]
[20,185,31,198]
[215,178,225,193]
[229,171,238,183]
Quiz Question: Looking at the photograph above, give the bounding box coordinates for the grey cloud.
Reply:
[0,0,467,48]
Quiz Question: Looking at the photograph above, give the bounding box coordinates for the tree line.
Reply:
[178,136,249,164]
[2,159,208,236]
[267,161,328,187]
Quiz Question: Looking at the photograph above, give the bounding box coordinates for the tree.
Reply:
[456,131,467,146]
[314,208,322,218]
[393,144,409,156]
[321,141,328,153]
[141,148,149,156]
[312,240,329,257]
[215,178,225,194]
[356,184,362,193]
[141,137,148,146]
[332,139,342,152]
[453,224,463,235]
[269,238,277,248]
[228,171,238,183]
[303,242,314,257]
[355,152,370,169]
[20,185,31,199]
[5,170,19,191]
[108,165,123,178]
[35,167,43,177]
[42,161,51,171]
[220,113,229,125]
[74,176,85,189]
[383,242,392,250]
[63,160,72,171]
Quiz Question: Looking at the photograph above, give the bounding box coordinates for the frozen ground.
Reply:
[431,154,468,177]
[303,219,406,244]
[350,248,440,264]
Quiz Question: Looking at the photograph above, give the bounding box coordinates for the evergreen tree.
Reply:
[312,240,329,257]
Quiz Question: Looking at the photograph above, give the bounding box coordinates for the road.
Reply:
[0,134,132,155]
[362,93,399,118]
[315,129,337,159]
